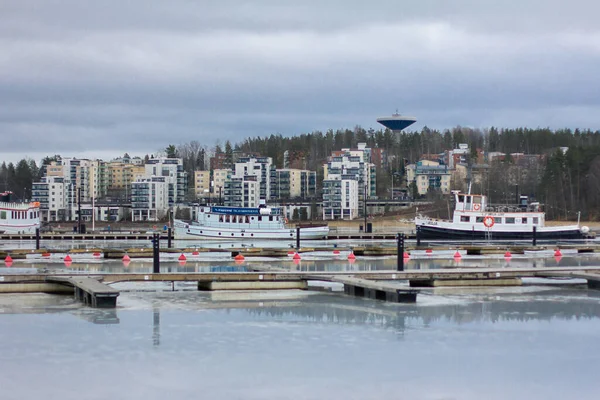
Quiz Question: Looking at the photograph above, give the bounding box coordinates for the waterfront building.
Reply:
[144,157,188,205]
[223,176,260,208]
[274,169,317,200]
[194,170,211,199]
[234,156,275,200]
[322,143,376,220]
[31,176,74,222]
[212,169,231,203]
[406,160,452,195]
[130,176,170,221]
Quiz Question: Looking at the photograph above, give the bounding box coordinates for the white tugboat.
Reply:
[174,204,329,240]
[0,191,41,234]
[415,190,589,240]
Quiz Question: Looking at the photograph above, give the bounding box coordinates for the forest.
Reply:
[2,126,600,220]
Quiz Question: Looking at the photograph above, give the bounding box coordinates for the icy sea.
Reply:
[1,284,600,400]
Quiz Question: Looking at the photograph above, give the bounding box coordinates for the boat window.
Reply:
[460,216,470,222]
[506,217,515,224]
[533,217,539,224]
[458,195,464,202]
[0,211,4,219]
[466,196,472,203]
[219,215,224,222]
[476,216,484,223]
[245,216,250,223]
[232,216,237,223]
[495,217,502,224]
[269,216,273,221]
[522,217,528,224]
[225,215,230,223]
[473,196,482,204]
[258,216,262,222]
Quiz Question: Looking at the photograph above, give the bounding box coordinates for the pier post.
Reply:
[397,233,405,271]
[416,226,421,247]
[35,228,40,250]
[152,233,160,273]
[533,226,537,247]
[167,227,172,249]
[296,226,300,250]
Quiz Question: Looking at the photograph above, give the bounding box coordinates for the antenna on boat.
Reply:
[467,181,472,195]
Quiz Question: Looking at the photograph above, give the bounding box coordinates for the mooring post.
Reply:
[167,227,172,249]
[397,233,405,271]
[416,226,421,247]
[35,228,40,250]
[533,226,537,247]
[152,233,160,274]
[296,226,300,250]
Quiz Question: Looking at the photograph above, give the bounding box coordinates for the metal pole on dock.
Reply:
[152,233,160,273]
[77,187,82,234]
[397,233,405,271]
[416,226,421,247]
[35,228,40,250]
[296,226,300,250]
[533,226,537,246]
[167,227,172,249]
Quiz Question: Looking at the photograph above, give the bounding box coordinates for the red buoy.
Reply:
[288,250,295,256]
[293,252,301,260]
[453,251,462,258]
[554,249,562,257]
[4,260,12,267]
[93,252,101,257]
[64,254,72,262]
[42,252,51,258]
[4,255,13,263]
[178,253,187,261]
[122,260,131,268]
[348,252,356,260]
[426,249,433,255]
[333,250,340,255]
[403,251,410,259]
[192,250,200,256]
[123,254,131,262]
[64,260,72,267]
[234,254,245,261]
[504,251,512,258]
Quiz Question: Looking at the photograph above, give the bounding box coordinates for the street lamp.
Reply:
[204,188,211,205]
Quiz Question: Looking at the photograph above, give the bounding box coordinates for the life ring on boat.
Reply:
[483,216,495,228]
[473,204,480,211]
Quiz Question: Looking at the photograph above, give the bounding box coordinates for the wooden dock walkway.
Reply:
[45,276,120,308]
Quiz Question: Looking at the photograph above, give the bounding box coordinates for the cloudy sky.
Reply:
[2,0,600,163]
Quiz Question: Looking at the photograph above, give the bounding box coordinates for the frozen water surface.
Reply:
[1,284,600,400]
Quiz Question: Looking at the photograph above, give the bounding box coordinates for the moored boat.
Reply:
[0,191,41,234]
[415,191,589,240]
[174,205,329,240]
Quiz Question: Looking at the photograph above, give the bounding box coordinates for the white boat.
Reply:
[415,191,589,240]
[0,191,41,234]
[174,205,329,240]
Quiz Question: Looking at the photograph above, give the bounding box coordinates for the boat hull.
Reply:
[416,224,584,240]
[174,221,329,240]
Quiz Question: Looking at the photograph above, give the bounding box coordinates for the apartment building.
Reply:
[234,156,275,200]
[223,176,260,208]
[130,176,170,221]
[274,169,316,199]
[406,160,452,195]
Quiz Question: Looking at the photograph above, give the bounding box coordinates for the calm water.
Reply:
[1,284,600,399]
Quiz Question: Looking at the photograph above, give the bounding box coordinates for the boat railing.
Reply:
[416,214,451,223]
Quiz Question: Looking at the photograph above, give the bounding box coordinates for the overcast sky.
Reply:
[2,0,600,163]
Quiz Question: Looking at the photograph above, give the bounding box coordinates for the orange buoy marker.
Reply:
[348,252,356,260]
[453,251,462,258]
[234,254,245,261]
[192,250,200,256]
[123,254,131,262]
[288,250,295,256]
[554,249,562,257]
[93,252,101,257]
[178,253,187,261]
[64,254,72,262]
[333,250,340,255]
[403,251,410,259]
[42,252,51,258]
[504,251,512,258]
[293,252,301,260]
[5,255,13,263]
[426,249,433,255]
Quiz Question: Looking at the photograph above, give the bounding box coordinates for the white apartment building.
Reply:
[31,176,74,222]
[234,156,275,200]
[322,178,359,220]
[144,157,187,205]
[322,143,376,220]
[130,176,170,221]
[223,177,260,208]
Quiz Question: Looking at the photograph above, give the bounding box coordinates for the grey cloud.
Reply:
[1,1,600,159]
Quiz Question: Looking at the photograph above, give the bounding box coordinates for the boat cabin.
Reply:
[453,191,487,212]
